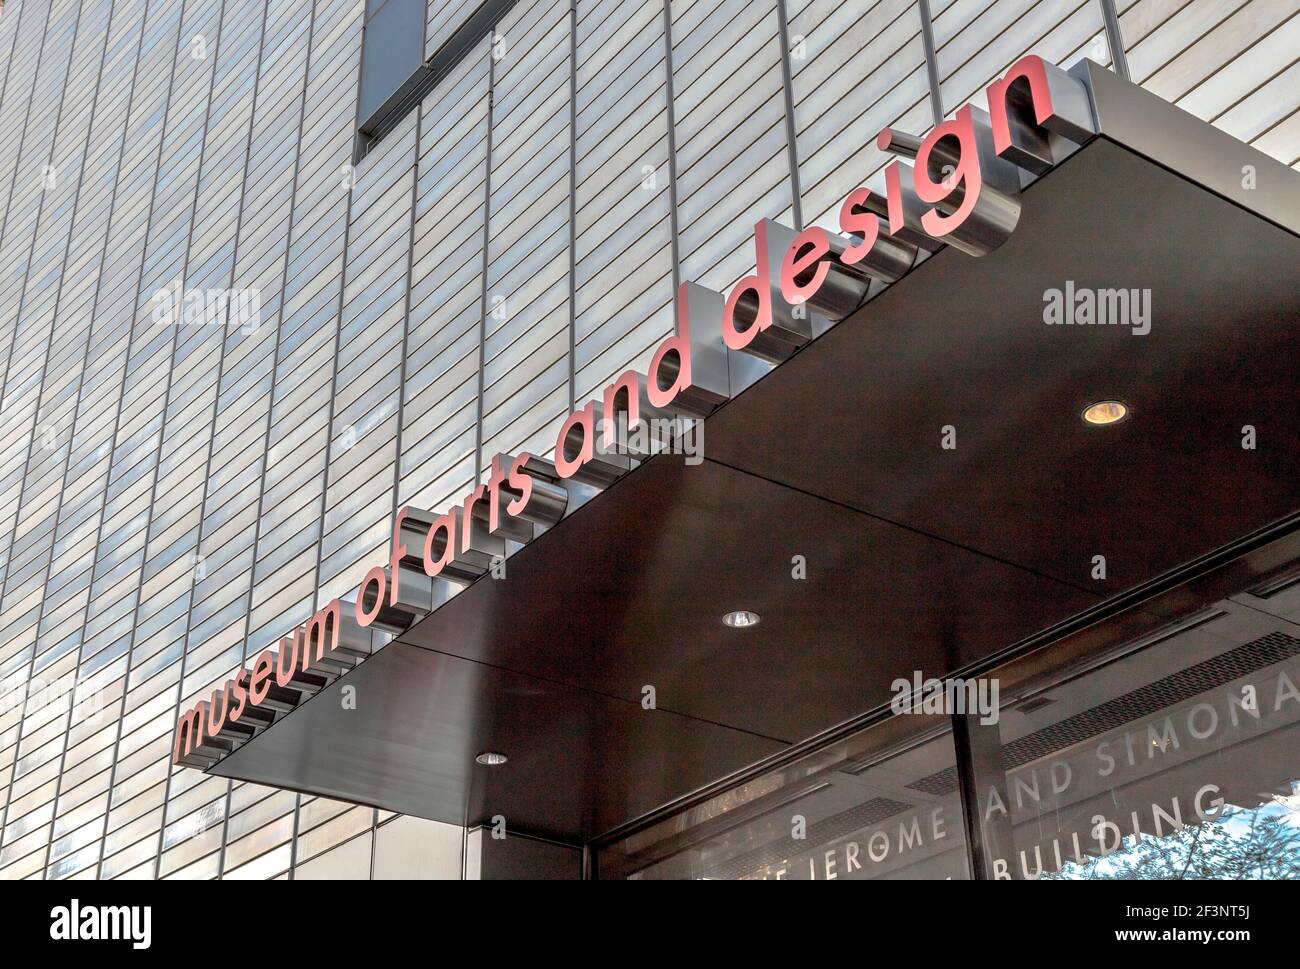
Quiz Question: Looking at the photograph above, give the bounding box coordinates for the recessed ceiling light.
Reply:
[722,610,761,628]
[475,751,508,766]
[1081,400,1129,426]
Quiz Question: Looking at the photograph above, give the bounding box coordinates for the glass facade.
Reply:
[601,560,1300,880]
[602,719,971,879]
[0,0,1296,880]
[986,608,1300,881]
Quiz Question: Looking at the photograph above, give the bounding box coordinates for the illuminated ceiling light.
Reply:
[1081,400,1129,426]
[475,751,508,766]
[722,610,761,628]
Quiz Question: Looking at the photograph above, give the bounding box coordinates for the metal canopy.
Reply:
[210,68,1300,845]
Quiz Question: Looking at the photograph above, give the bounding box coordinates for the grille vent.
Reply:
[908,630,1300,797]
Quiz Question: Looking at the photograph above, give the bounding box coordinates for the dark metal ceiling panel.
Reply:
[212,642,785,842]
[391,454,1097,741]
[705,138,1300,593]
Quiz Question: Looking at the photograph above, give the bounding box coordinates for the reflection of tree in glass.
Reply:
[1044,800,1300,880]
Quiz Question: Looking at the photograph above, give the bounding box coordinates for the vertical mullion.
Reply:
[1098,0,1131,80]
[473,29,496,479]
[953,710,1018,880]
[917,0,945,126]
[774,0,802,230]
[659,0,681,298]
[951,711,989,879]
[567,1,576,410]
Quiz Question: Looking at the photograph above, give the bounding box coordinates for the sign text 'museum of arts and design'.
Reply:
[173,54,1098,767]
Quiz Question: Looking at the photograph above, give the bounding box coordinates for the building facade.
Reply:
[0,0,1297,880]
